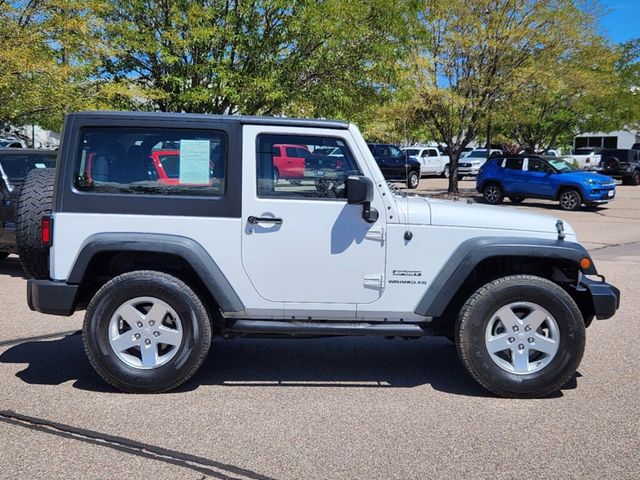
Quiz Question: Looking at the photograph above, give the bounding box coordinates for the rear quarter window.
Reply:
[74,127,226,196]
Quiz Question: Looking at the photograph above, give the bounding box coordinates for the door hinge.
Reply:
[365,227,385,243]
[363,274,385,289]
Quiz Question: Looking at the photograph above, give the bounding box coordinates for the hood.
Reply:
[396,196,575,237]
[561,171,615,184]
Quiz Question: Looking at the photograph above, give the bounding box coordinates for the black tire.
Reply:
[0,252,9,261]
[630,170,640,186]
[16,168,55,279]
[483,183,504,204]
[558,188,582,211]
[509,196,525,204]
[83,271,212,393]
[455,275,585,398]
[441,164,450,178]
[407,170,420,189]
[602,157,619,175]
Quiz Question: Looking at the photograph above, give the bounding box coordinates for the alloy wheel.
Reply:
[108,296,183,369]
[484,302,560,375]
[559,190,580,210]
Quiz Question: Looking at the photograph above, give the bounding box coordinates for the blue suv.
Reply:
[477,155,616,211]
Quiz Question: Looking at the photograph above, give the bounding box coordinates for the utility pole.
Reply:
[31,124,35,148]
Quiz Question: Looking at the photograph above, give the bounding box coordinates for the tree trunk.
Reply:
[448,150,460,194]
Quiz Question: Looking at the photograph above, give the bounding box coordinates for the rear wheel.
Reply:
[483,183,504,204]
[630,170,640,186]
[16,168,55,279]
[558,189,582,211]
[407,170,420,189]
[83,271,212,393]
[441,164,450,178]
[455,275,585,398]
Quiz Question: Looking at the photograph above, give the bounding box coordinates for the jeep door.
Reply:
[522,158,555,197]
[241,125,387,313]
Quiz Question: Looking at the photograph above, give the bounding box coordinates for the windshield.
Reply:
[404,149,420,156]
[0,154,56,179]
[548,158,579,172]
[467,150,488,158]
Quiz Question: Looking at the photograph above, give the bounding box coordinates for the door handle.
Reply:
[248,216,283,225]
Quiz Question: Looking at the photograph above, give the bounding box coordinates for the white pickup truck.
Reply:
[569,148,601,171]
[401,145,450,177]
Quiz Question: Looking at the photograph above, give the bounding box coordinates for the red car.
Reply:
[272,144,311,180]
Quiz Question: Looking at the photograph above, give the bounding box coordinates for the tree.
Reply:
[409,0,602,193]
[494,24,620,152]
[96,0,413,117]
[0,0,101,131]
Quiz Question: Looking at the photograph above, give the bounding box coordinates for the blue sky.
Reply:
[600,0,639,43]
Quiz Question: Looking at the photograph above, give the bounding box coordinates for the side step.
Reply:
[226,320,432,337]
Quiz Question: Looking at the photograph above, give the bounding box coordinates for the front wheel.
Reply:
[441,164,450,178]
[0,252,8,261]
[83,271,212,393]
[630,170,640,186]
[407,170,420,189]
[558,189,582,211]
[455,275,585,398]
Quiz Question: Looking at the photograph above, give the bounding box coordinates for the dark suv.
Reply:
[367,143,421,189]
[598,149,640,185]
[0,149,57,260]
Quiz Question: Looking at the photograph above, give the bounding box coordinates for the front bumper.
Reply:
[577,274,620,320]
[27,279,78,316]
[584,187,616,203]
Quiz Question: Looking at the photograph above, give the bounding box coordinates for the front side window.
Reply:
[527,158,552,173]
[257,134,361,199]
[389,146,403,158]
[75,127,225,196]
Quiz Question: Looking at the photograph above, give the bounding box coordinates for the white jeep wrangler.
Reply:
[19,111,619,397]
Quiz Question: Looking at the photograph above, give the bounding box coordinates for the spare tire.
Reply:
[602,157,619,174]
[16,168,55,279]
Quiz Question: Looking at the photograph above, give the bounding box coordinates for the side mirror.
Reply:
[347,176,378,223]
[347,175,373,205]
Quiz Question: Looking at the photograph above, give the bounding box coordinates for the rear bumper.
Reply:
[27,279,78,316]
[578,274,620,320]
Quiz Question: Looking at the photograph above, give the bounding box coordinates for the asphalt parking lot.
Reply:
[0,178,638,479]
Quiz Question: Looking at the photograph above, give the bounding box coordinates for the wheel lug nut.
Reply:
[145,339,151,345]
[149,320,155,326]
[508,337,515,343]
[525,326,531,332]
[513,326,519,332]
[134,333,140,340]
[518,344,525,350]
[528,337,534,343]
[153,331,160,337]
[137,322,143,328]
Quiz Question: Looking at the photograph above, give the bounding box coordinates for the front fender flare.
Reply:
[414,236,596,317]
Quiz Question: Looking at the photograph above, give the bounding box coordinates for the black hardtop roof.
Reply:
[0,148,57,156]
[68,111,350,130]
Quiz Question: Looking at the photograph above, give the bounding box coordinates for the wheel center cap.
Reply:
[142,327,151,336]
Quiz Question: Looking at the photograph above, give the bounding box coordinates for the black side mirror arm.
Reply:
[362,202,379,223]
